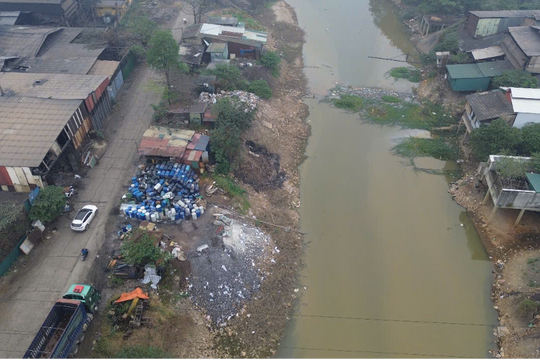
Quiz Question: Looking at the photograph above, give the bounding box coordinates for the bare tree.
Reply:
[183,0,217,23]
[170,72,197,107]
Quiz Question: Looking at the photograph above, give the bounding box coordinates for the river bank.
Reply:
[385,1,540,356]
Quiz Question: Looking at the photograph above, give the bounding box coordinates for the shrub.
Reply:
[518,298,539,321]
[420,52,437,66]
[121,231,170,266]
[113,345,172,358]
[433,33,459,53]
[492,70,538,89]
[470,118,522,160]
[389,67,421,83]
[125,15,157,46]
[393,138,458,160]
[519,123,540,155]
[449,52,472,64]
[248,80,273,99]
[129,44,146,60]
[206,64,249,91]
[29,186,66,224]
[532,152,540,173]
[496,157,530,179]
[333,95,364,111]
[381,95,401,103]
[260,51,281,77]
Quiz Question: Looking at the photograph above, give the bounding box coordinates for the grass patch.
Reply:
[381,95,401,103]
[366,100,454,130]
[333,95,365,112]
[213,175,251,214]
[389,67,422,83]
[223,10,265,31]
[393,138,459,161]
[528,258,540,265]
[113,345,172,358]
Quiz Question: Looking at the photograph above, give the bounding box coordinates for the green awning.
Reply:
[526,173,540,192]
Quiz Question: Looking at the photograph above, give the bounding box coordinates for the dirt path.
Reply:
[272,0,296,24]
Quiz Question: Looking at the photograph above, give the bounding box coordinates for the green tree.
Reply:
[520,123,540,155]
[248,80,273,99]
[210,98,254,173]
[470,118,522,160]
[126,15,157,46]
[206,64,249,91]
[28,186,66,224]
[260,51,282,77]
[121,231,170,266]
[532,152,540,173]
[114,345,172,358]
[146,30,180,89]
[492,70,538,89]
[433,33,459,53]
[496,156,530,179]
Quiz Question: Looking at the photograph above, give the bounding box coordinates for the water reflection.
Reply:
[460,211,490,261]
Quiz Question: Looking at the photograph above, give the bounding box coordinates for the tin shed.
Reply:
[446,64,490,92]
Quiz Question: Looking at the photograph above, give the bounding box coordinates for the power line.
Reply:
[278,346,477,358]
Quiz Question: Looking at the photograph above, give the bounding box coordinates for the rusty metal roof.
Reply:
[87,60,120,77]
[466,91,514,121]
[138,127,195,158]
[509,26,540,56]
[0,96,82,167]
[0,72,109,100]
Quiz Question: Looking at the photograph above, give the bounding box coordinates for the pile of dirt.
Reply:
[234,141,286,192]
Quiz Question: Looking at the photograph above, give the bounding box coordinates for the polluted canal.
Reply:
[277,0,498,358]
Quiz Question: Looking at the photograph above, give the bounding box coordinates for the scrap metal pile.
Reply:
[198,90,259,111]
[123,162,205,223]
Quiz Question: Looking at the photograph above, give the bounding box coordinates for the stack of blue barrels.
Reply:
[124,161,204,223]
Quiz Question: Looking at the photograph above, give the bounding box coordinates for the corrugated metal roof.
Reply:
[186,133,210,151]
[168,101,207,114]
[87,60,120,77]
[470,45,504,60]
[509,26,540,56]
[465,91,514,121]
[0,10,19,25]
[182,24,202,39]
[201,23,244,36]
[526,173,540,192]
[506,87,540,114]
[0,27,105,74]
[138,127,195,158]
[206,42,227,53]
[243,29,267,44]
[476,59,513,77]
[0,72,109,100]
[446,64,484,79]
[178,44,204,65]
[469,10,540,19]
[0,96,82,167]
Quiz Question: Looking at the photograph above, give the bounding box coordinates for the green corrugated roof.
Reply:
[477,60,513,77]
[526,173,540,192]
[446,64,484,79]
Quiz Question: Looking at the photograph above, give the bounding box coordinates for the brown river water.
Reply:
[276,0,498,357]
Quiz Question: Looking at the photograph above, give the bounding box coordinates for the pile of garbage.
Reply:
[122,161,205,223]
[198,90,259,111]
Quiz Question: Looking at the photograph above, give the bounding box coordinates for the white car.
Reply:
[71,205,98,231]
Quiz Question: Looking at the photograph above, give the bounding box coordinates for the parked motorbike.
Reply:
[81,248,89,261]
[65,186,74,198]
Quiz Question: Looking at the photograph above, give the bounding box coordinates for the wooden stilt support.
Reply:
[488,205,498,224]
[482,190,491,205]
[515,209,526,226]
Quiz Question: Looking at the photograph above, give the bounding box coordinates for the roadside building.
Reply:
[469,45,506,62]
[203,108,217,128]
[0,0,79,25]
[0,26,106,74]
[137,127,196,162]
[502,87,540,128]
[465,10,540,38]
[501,26,540,73]
[460,91,515,136]
[87,60,124,100]
[95,0,132,26]
[168,102,208,125]
[446,60,513,91]
[208,16,239,27]
[182,23,267,60]
[481,155,540,226]
[0,72,111,192]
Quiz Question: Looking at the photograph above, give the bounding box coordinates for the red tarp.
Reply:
[115,287,149,303]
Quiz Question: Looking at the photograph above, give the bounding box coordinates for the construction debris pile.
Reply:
[198,91,259,111]
[107,288,152,338]
[188,208,275,326]
[122,162,205,223]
